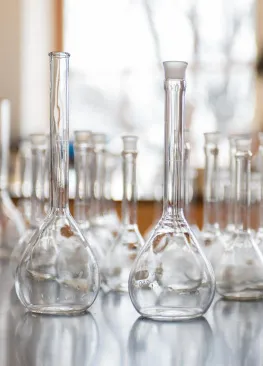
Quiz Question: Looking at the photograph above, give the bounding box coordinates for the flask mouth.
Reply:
[48,51,71,58]
[163,61,188,79]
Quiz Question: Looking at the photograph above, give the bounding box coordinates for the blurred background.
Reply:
[0,0,262,206]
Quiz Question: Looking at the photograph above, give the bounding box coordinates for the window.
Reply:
[64,0,257,199]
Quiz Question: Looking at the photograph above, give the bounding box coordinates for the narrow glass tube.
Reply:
[11,134,47,273]
[91,133,107,221]
[73,131,104,265]
[15,52,100,315]
[89,133,114,254]
[17,139,32,224]
[74,130,92,229]
[216,137,263,300]
[225,134,248,237]
[105,136,144,292]
[0,99,25,259]
[256,132,263,240]
[201,132,225,268]
[129,61,215,321]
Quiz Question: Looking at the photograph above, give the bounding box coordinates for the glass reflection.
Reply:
[128,317,213,366]
[101,291,138,366]
[213,299,263,365]
[15,312,99,366]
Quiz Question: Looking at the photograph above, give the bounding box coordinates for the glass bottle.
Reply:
[0,99,25,260]
[10,134,48,274]
[73,130,104,265]
[15,52,100,315]
[201,132,225,268]
[128,61,215,321]
[104,136,144,292]
[89,133,114,253]
[215,137,263,300]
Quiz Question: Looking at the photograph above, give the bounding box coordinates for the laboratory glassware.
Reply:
[73,130,104,265]
[10,134,48,275]
[15,52,100,315]
[89,133,114,253]
[201,132,225,268]
[183,129,200,238]
[17,139,32,225]
[215,137,263,300]
[0,99,25,259]
[104,151,120,238]
[104,136,144,292]
[256,132,263,244]
[224,134,248,240]
[128,61,215,321]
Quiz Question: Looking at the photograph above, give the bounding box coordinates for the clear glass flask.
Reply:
[89,133,114,253]
[73,130,104,265]
[10,134,48,274]
[215,137,263,300]
[0,99,25,260]
[15,52,100,315]
[201,132,225,268]
[128,61,215,321]
[104,136,144,292]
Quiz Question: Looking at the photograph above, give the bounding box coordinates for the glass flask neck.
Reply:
[74,144,93,223]
[121,151,138,226]
[163,79,186,218]
[258,143,263,231]
[49,52,70,213]
[203,140,220,232]
[92,144,106,218]
[0,99,10,191]
[183,137,190,212]
[235,149,252,232]
[30,146,47,227]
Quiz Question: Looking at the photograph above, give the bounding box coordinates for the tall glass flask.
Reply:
[0,99,25,259]
[216,137,263,300]
[105,136,144,292]
[11,134,48,273]
[201,132,225,268]
[128,61,215,321]
[15,52,100,315]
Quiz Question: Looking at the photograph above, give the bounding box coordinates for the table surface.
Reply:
[1,263,263,366]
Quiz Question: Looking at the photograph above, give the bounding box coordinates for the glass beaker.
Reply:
[128,61,215,321]
[215,137,263,300]
[15,52,100,315]
[104,136,144,292]
[0,99,25,260]
[201,132,225,268]
[10,134,48,275]
[73,130,104,265]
